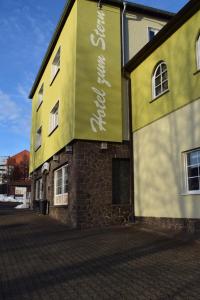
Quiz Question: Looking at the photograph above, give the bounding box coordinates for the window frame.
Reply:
[196,34,200,71]
[35,126,42,151]
[184,149,200,194]
[152,61,169,100]
[49,101,59,135]
[51,47,61,83]
[37,84,44,110]
[54,164,69,206]
[148,27,159,41]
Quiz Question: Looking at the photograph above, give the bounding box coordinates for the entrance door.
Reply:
[112,158,130,205]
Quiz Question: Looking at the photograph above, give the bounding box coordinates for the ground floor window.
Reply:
[54,164,68,205]
[112,158,130,205]
[35,178,42,200]
[185,149,200,193]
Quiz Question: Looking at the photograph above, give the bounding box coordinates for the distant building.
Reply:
[0,156,8,184]
[0,150,31,198]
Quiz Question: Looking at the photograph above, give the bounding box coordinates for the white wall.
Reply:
[134,99,200,219]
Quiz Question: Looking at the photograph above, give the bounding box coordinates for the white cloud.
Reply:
[0,90,21,123]
[17,84,28,100]
[0,90,31,136]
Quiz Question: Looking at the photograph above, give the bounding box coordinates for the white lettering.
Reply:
[89,8,106,50]
[90,87,106,132]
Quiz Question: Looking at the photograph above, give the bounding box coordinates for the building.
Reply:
[29,0,172,227]
[125,0,200,231]
[0,156,8,184]
[1,150,31,198]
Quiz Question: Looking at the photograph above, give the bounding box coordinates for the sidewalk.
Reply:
[0,208,200,299]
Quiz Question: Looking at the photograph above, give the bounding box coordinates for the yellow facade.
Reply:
[30,0,122,173]
[30,2,77,173]
[131,10,200,132]
[130,7,200,219]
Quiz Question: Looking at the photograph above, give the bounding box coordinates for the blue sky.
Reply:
[0,0,188,156]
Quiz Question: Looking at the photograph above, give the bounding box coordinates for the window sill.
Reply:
[150,89,169,103]
[35,145,41,152]
[36,101,43,112]
[193,69,200,75]
[48,125,58,136]
[180,192,200,196]
[50,68,60,86]
[52,204,68,208]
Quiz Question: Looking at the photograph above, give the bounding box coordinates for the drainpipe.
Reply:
[121,2,135,222]
[122,1,127,67]
[126,72,135,223]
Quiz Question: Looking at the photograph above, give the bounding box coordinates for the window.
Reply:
[196,34,200,70]
[148,27,159,41]
[152,61,168,99]
[185,149,200,193]
[35,178,42,200]
[51,47,60,81]
[54,164,68,205]
[37,84,43,109]
[35,126,42,150]
[49,102,59,134]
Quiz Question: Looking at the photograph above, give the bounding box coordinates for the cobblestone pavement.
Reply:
[1,207,200,300]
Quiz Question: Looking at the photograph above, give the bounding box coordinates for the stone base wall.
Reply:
[31,140,132,228]
[77,204,134,228]
[49,206,70,224]
[73,141,131,228]
[135,216,200,233]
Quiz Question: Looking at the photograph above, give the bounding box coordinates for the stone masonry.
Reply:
[31,140,133,228]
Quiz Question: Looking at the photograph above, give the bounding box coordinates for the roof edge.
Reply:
[125,0,200,73]
[29,0,174,99]
[29,0,76,98]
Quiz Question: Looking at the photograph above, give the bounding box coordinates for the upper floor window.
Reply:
[196,34,200,70]
[37,84,43,109]
[49,102,59,134]
[152,61,168,99]
[185,149,200,193]
[35,126,42,150]
[148,27,159,41]
[51,47,60,81]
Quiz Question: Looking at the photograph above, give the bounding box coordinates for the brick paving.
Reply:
[0,206,200,299]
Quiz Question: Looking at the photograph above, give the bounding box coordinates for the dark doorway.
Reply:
[112,158,130,205]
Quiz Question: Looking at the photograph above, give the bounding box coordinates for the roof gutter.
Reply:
[125,0,200,73]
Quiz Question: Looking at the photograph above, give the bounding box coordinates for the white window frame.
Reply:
[35,126,42,151]
[37,84,44,109]
[184,149,200,194]
[35,178,42,200]
[49,102,59,134]
[152,61,169,100]
[54,164,68,206]
[196,34,200,71]
[51,47,60,81]
[148,27,159,41]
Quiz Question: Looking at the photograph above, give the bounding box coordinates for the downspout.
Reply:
[126,72,135,223]
[121,2,135,222]
[122,1,127,67]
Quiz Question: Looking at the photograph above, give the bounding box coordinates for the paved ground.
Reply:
[1,206,200,300]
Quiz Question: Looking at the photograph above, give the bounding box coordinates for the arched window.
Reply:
[196,34,200,70]
[152,61,168,99]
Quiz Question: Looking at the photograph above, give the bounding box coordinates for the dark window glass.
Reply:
[188,177,199,191]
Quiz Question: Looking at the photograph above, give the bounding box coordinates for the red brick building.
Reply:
[6,150,31,198]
